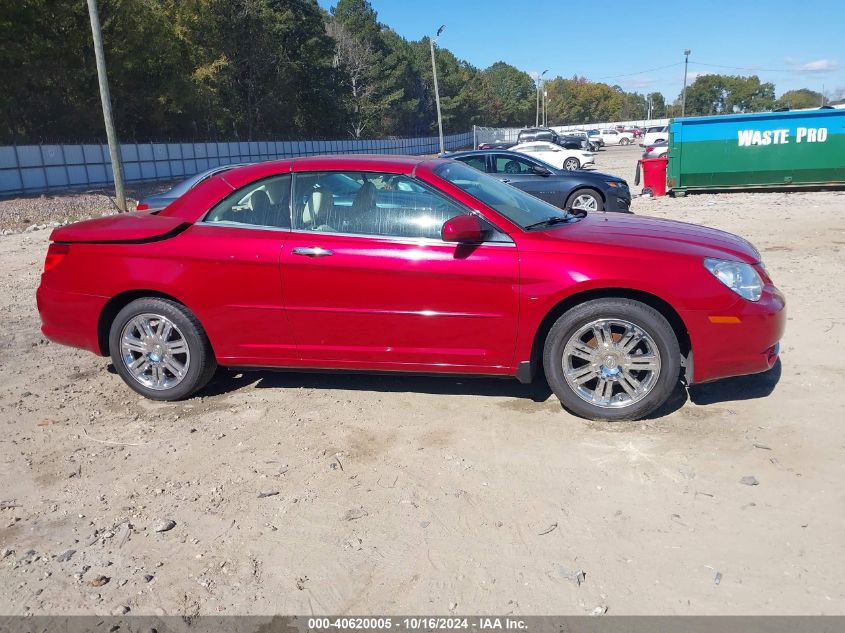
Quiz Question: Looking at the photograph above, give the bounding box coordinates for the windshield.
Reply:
[433,161,567,229]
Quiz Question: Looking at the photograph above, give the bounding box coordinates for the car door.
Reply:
[177,173,297,364]
[280,169,519,371]
[490,154,566,207]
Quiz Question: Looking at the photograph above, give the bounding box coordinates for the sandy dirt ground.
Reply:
[1,145,844,616]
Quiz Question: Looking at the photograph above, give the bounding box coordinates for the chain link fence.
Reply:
[0,131,474,196]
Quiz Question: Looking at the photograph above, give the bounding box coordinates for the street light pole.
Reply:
[86,0,126,211]
[535,70,547,127]
[543,90,548,126]
[681,48,691,118]
[430,25,446,155]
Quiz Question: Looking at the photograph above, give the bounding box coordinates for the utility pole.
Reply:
[681,48,691,118]
[87,0,126,211]
[430,25,446,155]
[535,70,547,127]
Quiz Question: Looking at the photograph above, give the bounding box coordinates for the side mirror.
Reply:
[531,165,552,176]
[442,214,483,243]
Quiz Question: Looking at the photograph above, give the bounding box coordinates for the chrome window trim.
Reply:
[193,222,515,246]
[286,227,516,247]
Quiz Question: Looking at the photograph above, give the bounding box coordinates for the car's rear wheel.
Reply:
[109,297,217,401]
[562,157,580,170]
[566,188,603,212]
[619,138,630,146]
[543,298,681,421]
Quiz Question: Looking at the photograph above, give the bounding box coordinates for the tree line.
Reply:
[0,0,833,143]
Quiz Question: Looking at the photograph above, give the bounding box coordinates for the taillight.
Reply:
[647,146,654,152]
[136,202,150,211]
[43,243,69,273]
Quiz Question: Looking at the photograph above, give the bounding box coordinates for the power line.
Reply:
[691,61,837,73]
[594,62,683,80]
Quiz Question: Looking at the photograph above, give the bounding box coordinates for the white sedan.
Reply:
[599,129,635,145]
[509,142,595,170]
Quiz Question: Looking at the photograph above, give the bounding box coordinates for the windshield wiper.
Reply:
[524,215,575,230]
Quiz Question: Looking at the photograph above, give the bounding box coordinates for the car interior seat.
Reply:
[247,190,272,226]
[302,188,335,231]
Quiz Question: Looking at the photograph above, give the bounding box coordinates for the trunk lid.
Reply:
[50,212,189,243]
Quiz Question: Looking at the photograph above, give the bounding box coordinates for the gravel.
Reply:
[0,181,173,233]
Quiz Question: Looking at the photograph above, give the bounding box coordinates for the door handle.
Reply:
[500,178,511,184]
[292,246,334,257]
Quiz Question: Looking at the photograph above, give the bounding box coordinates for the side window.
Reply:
[494,155,534,175]
[291,171,469,240]
[203,174,291,229]
[456,156,488,172]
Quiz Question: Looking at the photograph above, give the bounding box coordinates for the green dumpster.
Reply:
[667,108,845,193]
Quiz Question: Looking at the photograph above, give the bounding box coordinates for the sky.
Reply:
[317,0,845,101]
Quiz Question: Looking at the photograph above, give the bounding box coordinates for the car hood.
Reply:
[535,213,760,263]
[559,169,624,183]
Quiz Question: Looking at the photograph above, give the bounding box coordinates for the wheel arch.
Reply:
[97,289,193,356]
[527,287,692,382]
[566,186,607,205]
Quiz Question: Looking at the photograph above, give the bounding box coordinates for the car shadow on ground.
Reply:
[199,369,555,403]
[687,358,782,406]
[111,359,781,418]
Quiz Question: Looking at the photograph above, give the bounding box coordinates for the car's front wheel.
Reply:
[566,188,603,212]
[109,297,217,401]
[543,298,681,420]
[562,157,581,170]
[619,138,630,146]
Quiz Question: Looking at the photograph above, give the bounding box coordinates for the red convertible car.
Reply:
[37,156,785,421]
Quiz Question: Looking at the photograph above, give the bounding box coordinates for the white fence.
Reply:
[0,130,474,196]
[473,119,671,146]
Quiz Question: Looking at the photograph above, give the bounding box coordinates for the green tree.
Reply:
[775,88,824,110]
[647,92,666,118]
[681,74,775,116]
[477,62,535,127]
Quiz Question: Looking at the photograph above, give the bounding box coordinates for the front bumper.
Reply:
[605,189,632,213]
[37,283,108,355]
[684,285,786,384]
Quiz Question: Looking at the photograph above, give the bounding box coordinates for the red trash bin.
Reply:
[635,156,669,197]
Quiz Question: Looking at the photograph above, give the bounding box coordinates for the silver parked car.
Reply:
[642,140,669,159]
[137,163,250,212]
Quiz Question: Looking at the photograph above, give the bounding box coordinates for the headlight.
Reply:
[703,258,763,302]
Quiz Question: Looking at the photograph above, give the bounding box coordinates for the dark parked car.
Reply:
[137,163,249,211]
[517,127,559,143]
[449,150,631,213]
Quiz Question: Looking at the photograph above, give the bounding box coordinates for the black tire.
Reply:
[566,188,604,212]
[562,157,580,171]
[542,298,681,421]
[108,297,217,401]
[619,138,630,146]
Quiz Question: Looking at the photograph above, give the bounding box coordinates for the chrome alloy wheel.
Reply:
[562,318,661,409]
[571,194,599,211]
[119,313,191,390]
